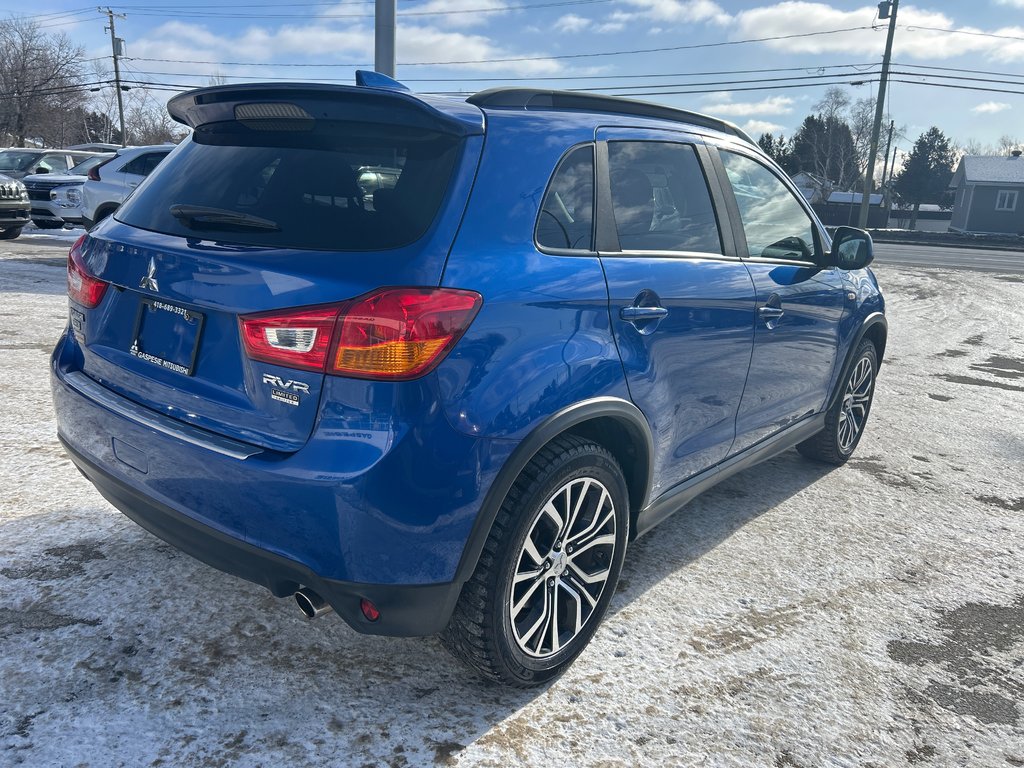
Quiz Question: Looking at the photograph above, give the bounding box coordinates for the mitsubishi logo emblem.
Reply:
[139,257,159,292]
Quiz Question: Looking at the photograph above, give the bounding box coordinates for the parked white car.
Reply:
[23,155,114,228]
[81,145,174,229]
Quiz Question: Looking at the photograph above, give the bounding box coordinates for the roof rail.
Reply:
[466,88,755,145]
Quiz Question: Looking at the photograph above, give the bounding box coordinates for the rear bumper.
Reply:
[61,438,461,636]
[51,330,513,636]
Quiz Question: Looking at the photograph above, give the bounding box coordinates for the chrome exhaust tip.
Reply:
[295,587,333,619]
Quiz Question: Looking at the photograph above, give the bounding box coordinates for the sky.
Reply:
[6,1,1024,154]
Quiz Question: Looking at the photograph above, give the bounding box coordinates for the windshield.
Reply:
[116,121,462,251]
[69,155,112,175]
[0,151,41,171]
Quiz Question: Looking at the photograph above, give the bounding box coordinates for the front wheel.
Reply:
[798,339,878,464]
[0,227,23,240]
[442,434,629,687]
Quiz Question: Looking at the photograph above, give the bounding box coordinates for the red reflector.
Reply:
[359,598,380,622]
[67,234,108,308]
[239,306,338,373]
[330,288,482,380]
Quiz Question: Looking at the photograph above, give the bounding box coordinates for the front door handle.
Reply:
[757,306,785,320]
[620,306,669,322]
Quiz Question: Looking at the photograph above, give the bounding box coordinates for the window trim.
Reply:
[995,189,1018,212]
[708,142,827,268]
[533,141,599,257]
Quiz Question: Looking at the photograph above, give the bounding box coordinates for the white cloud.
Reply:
[743,119,785,134]
[972,101,1011,114]
[995,0,1024,6]
[127,20,563,78]
[595,22,626,33]
[554,13,591,33]
[621,0,731,25]
[732,3,1024,62]
[700,95,795,116]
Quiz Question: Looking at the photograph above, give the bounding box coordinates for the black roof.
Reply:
[467,88,755,145]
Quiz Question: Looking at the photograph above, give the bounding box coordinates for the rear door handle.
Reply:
[620,306,669,321]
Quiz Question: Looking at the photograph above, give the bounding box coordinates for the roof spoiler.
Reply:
[468,88,754,145]
[167,82,483,136]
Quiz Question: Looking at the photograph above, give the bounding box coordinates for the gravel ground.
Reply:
[1,240,1022,767]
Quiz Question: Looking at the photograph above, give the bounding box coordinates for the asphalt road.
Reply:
[873,242,1024,273]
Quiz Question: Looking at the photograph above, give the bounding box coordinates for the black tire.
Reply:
[32,219,64,230]
[798,339,878,465]
[442,434,629,687]
[0,227,23,240]
[87,206,116,230]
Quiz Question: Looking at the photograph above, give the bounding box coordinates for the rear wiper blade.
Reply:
[169,204,280,231]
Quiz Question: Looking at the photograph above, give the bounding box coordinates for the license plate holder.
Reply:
[130,298,205,376]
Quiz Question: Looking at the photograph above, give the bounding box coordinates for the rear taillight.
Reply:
[67,235,108,308]
[88,156,114,181]
[240,306,339,373]
[239,288,482,380]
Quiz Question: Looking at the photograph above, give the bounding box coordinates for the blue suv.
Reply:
[52,73,885,686]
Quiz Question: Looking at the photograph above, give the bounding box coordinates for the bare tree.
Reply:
[998,135,1023,155]
[0,18,86,146]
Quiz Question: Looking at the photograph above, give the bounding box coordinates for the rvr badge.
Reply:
[262,374,310,394]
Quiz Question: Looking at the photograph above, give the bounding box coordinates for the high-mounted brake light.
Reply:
[239,288,482,380]
[67,234,108,308]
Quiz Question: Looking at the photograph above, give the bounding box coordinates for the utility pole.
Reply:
[374,0,396,77]
[101,7,128,147]
[857,0,899,228]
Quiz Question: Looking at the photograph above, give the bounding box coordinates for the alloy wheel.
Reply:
[838,355,874,453]
[509,477,617,658]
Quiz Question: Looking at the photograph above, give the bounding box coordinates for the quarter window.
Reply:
[607,141,721,254]
[720,151,816,262]
[996,190,1018,211]
[536,145,594,251]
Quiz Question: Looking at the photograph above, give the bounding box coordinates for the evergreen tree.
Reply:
[893,127,957,229]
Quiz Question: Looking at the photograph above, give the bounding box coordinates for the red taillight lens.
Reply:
[239,288,482,379]
[331,288,482,380]
[88,157,113,181]
[67,235,108,308]
[239,306,339,373]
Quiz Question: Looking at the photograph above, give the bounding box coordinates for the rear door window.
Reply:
[607,141,722,254]
[115,122,462,251]
[121,152,169,178]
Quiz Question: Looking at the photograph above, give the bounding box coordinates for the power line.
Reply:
[119,62,882,83]
[893,61,1024,81]
[111,0,613,19]
[903,25,1024,43]
[124,26,877,69]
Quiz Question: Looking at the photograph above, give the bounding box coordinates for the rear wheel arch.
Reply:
[452,397,653,586]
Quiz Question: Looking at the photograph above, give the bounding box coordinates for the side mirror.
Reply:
[828,226,874,270]
[35,166,49,174]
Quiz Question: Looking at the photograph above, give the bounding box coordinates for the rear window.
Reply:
[115,121,462,251]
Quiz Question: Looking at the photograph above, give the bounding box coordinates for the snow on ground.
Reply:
[1,240,1022,767]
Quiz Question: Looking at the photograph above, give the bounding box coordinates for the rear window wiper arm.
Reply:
[169,204,280,231]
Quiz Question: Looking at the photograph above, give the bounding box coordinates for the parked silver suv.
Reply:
[81,145,174,229]
[23,155,114,229]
